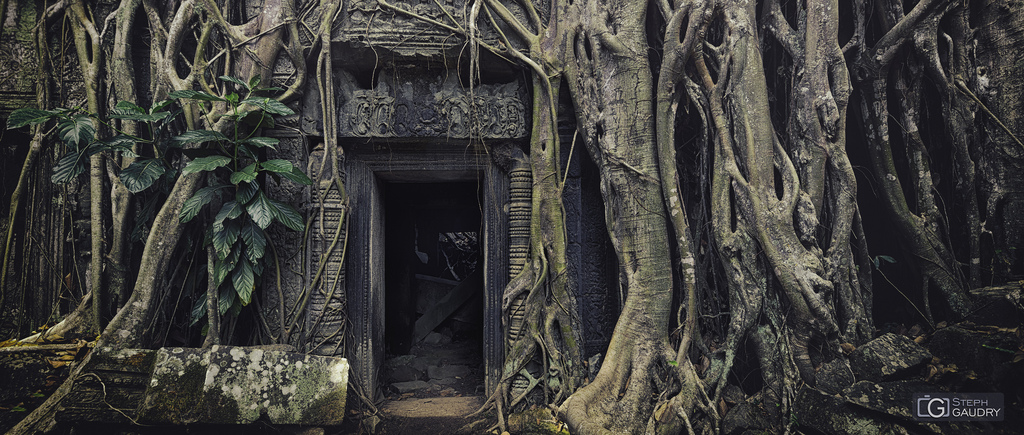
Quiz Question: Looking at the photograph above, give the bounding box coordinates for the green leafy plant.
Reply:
[6,102,177,188]
[171,76,311,324]
[6,75,311,329]
[8,93,186,243]
[871,254,896,269]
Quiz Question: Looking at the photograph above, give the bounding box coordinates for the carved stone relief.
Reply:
[339,69,528,140]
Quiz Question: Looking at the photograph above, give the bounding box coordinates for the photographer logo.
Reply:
[913,393,1003,422]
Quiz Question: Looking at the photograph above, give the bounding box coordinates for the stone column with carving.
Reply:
[506,149,533,398]
[305,144,349,356]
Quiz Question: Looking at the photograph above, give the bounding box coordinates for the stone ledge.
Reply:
[57,346,348,427]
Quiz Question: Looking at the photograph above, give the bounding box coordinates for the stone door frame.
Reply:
[344,141,510,400]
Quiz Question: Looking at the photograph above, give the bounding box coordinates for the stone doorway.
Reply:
[382,182,486,397]
[343,142,510,401]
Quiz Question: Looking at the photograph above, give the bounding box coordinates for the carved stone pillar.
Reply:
[306,144,348,356]
[506,150,533,399]
[506,154,532,340]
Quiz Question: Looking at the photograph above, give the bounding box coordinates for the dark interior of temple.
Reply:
[383,181,484,361]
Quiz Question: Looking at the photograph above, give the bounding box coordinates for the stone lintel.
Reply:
[338,69,528,140]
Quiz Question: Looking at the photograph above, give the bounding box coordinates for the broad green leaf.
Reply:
[212,220,240,260]
[233,258,255,305]
[151,99,174,113]
[115,100,146,114]
[280,166,313,185]
[102,135,140,157]
[84,141,112,157]
[237,143,258,161]
[131,195,159,242]
[218,282,236,315]
[212,256,229,287]
[190,292,207,326]
[110,101,169,121]
[213,200,243,232]
[260,159,292,173]
[168,90,224,102]
[224,245,240,269]
[119,159,168,193]
[235,181,259,204]
[247,75,262,90]
[240,97,294,116]
[229,163,257,184]
[59,115,96,149]
[162,166,179,182]
[219,75,249,90]
[7,108,56,129]
[269,198,304,231]
[182,155,231,175]
[241,136,278,149]
[240,221,266,263]
[110,107,170,122]
[247,192,274,229]
[173,130,228,146]
[180,184,228,222]
[51,151,86,183]
[225,93,239,105]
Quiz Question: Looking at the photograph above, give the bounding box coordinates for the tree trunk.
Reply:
[559,1,683,432]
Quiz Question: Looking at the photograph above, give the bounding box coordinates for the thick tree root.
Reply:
[559,341,706,434]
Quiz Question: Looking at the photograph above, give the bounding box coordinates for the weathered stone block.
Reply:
[843,380,923,419]
[136,347,208,424]
[56,348,157,424]
[928,325,1020,379]
[793,387,915,435]
[137,346,348,426]
[721,395,778,435]
[388,364,424,382]
[427,364,470,380]
[391,380,431,393]
[817,358,856,395]
[849,333,931,382]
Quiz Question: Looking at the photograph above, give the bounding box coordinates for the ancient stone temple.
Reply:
[256,0,621,400]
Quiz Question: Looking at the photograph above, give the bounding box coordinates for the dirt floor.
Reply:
[338,333,493,435]
[374,396,488,434]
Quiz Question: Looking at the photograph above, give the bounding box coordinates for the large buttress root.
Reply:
[558,0,704,432]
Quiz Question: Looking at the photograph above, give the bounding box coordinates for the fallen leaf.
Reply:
[924,365,939,382]
[908,324,922,336]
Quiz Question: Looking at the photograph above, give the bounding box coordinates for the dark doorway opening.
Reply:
[383,181,485,396]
